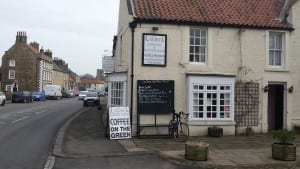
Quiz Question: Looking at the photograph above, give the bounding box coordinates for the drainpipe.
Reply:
[129,21,137,130]
[278,0,290,22]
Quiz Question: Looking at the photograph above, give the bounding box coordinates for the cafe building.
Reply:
[108,0,300,136]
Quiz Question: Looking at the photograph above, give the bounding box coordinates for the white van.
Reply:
[44,84,62,100]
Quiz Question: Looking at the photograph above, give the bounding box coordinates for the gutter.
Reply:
[129,21,137,130]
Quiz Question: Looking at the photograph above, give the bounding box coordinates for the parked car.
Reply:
[62,90,70,98]
[83,92,100,107]
[78,91,88,100]
[75,90,80,96]
[12,91,33,103]
[32,91,46,101]
[68,90,75,97]
[0,92,6,106]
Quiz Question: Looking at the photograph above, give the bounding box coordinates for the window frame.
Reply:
[110,82,125,106]
[8,70,15,79]
[188,76,235,121]
[189,27,207,64]
[268,31,285,68]
[5,85,12,92]
[9,59,15,67]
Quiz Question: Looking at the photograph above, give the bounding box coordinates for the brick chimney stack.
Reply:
[30,42,39,51]
[44,49,53,58]
[16,31,27,44]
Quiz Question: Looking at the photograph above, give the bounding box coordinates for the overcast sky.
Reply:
[0,0,120,76]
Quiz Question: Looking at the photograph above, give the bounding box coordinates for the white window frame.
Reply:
[110,82,124,106]
[189,27,207,64]
[268,31,285,68]
[9,59,15,67]
[5,85,11,92]
[187,76,235,121]
[108,73,127,107]
[8,70,15,79]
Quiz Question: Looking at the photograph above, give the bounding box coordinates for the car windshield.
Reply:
[32,92,41,95]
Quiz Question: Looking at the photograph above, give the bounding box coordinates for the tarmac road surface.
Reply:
[0,98,83,169]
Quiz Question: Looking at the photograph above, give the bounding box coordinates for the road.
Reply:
[0,98,83,169]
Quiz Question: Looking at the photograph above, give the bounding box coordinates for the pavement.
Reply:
[50,101,300,169]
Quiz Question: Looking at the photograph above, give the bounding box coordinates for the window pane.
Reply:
[275,51,281,65]
[269,51,275,65]
[201,38,206,45]
[269,33,275,49]
[276,34,282,49]
[195,29,200,37]
[195,46,200,53]
[190,37,194,45]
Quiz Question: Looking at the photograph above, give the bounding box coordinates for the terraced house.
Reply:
[110,0,300,136]
[1,32,53,93]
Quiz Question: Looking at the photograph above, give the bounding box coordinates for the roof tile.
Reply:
[133,0,292,29]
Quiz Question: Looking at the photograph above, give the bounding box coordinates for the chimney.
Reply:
[44,49,53,58]
[30,42,39,51]
[15,31,27,44]
[40,47,44,54]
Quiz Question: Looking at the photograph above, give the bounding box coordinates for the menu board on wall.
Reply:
[142,34,167,66]
[137,80,174,114]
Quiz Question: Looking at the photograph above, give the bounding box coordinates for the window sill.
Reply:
[188,120,235,126]
[265,68,289,72]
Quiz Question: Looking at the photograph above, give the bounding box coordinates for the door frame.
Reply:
[267,82,287,131]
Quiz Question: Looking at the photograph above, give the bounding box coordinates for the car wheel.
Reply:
[1,100,5,106]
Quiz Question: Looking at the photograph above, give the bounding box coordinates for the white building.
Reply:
[109,0,300,136]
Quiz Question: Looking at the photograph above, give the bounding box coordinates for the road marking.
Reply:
[44,155,55,169]
[12,116,29,123]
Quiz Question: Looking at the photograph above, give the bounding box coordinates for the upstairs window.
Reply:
[189,28,207,63]
[9,70,15,79]
[269,32,284,68]
[9,59,15,67]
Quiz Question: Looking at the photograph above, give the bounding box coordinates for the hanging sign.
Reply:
[109,107,132,139]
[142,34,167,66]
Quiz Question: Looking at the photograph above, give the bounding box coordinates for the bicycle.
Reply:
[168,110,190,141]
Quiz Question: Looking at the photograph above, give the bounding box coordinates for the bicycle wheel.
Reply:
[179,122,189,142]
[168,120,178,138]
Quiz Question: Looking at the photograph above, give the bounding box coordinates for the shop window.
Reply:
[188,77,234,121]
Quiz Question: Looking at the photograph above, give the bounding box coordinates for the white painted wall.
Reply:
[113,1,300,135]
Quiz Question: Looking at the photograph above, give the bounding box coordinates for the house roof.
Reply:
[132,0,294,30]
[28,45,39,54]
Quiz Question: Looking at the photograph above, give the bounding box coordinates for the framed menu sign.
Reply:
[142,33,167,66]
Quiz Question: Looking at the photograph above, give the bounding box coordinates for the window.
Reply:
[111,82,124,106]
[5,85,11,92]
[9,59,15,67]
[9,70,15,79]
[269,32,284,67]
[189,28,207,63]
[188,76,234,121]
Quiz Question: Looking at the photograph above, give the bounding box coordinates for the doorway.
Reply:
[268,84,285,131]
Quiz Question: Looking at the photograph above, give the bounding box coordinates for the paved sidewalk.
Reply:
[52,103,300,169]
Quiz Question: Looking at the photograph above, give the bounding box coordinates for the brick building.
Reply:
[1,32,53,93]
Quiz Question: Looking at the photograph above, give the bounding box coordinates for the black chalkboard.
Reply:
[137,80,174,114]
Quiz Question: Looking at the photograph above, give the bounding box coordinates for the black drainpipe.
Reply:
[129,21,137,129]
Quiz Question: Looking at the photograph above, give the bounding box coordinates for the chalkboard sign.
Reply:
[137,80,174,114]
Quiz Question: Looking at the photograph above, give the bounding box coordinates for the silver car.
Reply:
[0,92,6,106]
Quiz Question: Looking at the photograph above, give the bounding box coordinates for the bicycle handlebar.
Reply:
[172,111,189,119]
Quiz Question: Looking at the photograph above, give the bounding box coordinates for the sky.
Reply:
[0,0,120,76]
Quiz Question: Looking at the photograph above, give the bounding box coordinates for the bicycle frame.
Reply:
[169,111,189,138]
